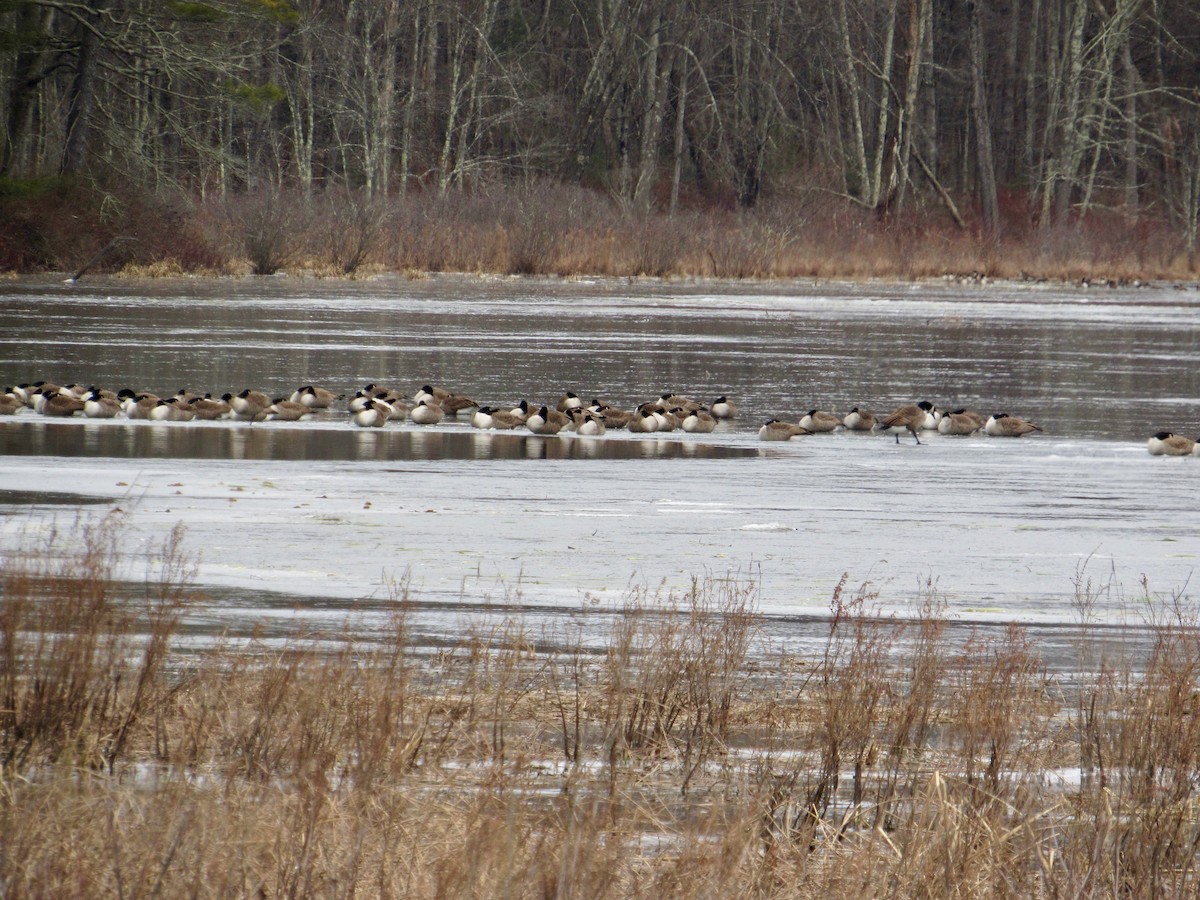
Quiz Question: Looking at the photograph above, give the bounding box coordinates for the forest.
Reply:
[1,0,1199,279]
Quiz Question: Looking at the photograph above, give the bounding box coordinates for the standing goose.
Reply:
[984,413,1041,437]
[799,409,841,433]
[842,407,876,431]
[759,419,810,441]
[878,402,934,444]
[1146,432,1196,456]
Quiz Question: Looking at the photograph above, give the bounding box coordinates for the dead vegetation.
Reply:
[1,179,1194,284]
[3,514,1199,897]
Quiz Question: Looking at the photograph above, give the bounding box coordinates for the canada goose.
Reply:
[384,397,411,420]
[29,388,51,414]
[1,390,24,415]
[920,405,942,430]
[842,407,876,431]
[265,398,313,421]
[124,393,161,419]
[82,389,122,419]
[940,410,979,432]
[571,410,607,436]
[352,400,390,427]
[526,405,568,435]
[627,408,661,434]
[878,402,934,444]
[710,396,738,419]
[10,384,35,406]
[148,398,194,422]
[557,392,583,412]
[759,419,809,441]
[40,391,85,417]
[488,408,524,430]
[163,397,196,421]
[650,406,680,432]
[190,395,232,420]
[348,391,377,413]
[413,384,451,405]
[937,410,984,436]
[661,392,701,413]
[29,383,63,410]
[291,385,342,408]
[799,409,841,433]
[593,404,632,429]
[409,400,444,425]
[438,392,478,416]
[172,393,198,415]
[507,400,532,422]
[230,389,272,419]
[1146,432,1196,456]
[681,408,717,433]
[985,413,1041,437]
[472,406,521,430]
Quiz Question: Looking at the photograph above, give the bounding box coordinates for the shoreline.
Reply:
[6,265,1200,294]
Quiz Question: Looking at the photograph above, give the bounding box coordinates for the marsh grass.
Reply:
[7,178,1192,282]
[3,522,1200,897]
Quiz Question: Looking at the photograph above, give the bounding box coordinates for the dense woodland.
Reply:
[2,0,1199,278]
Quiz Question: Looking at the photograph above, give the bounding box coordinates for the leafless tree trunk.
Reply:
[968,0,999,235]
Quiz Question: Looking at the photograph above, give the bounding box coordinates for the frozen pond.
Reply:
[1,275,1199,655]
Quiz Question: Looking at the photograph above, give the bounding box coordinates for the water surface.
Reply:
[2,275,1198,654]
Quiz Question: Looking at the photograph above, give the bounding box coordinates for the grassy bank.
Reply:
[1,179,1193,284]
[3,515,1200,897]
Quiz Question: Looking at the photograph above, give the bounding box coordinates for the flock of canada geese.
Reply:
[0,380,1192,455]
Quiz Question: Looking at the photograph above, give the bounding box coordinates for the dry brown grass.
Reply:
[3,519,1200,897]
[7,178,1191,284]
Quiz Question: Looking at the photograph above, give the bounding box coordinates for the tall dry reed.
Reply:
[3,518,1200,897]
